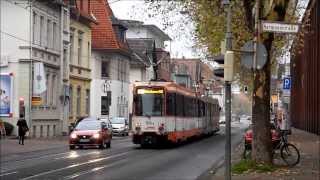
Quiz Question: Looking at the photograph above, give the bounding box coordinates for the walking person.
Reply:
[17,115,28,145]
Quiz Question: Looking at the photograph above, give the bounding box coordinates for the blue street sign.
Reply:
[283,77,291,90]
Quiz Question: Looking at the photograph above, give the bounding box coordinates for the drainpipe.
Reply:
[28,0,33,137]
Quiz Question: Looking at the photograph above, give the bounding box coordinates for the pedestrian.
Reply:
[17,115,28,145]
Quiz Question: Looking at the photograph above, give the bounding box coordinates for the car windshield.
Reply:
[111,118,125,124]
[75,121,101,130]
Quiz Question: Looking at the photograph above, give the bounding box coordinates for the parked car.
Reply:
[69,117,112,150]
[219,116,226,124]
[110,117,129,136]
[244,122,280,150]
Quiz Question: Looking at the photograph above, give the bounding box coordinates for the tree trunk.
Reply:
[252,34,274,164]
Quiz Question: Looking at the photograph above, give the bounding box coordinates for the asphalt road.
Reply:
[0,122,248,180]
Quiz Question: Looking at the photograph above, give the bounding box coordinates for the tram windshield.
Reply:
[134,89,164,116]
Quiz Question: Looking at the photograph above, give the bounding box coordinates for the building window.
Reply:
[63,48,68,79]
[32,12,37,44]
[51,74,56,106]
[63,9,68,31]
[53,22,57,50]
[101,61,109,78]
[45,73,49,105]
[70,32,74,64]
[85,89,90,115]
[47,19,52,48]
[32,125,36,137]
[47,125,50,137]
[53,125,56,136]
[101,96,109,115]
[69,86,73,116]
[40,125,43,137]
[87,42,90,67]
[78,31,83,66]
[76,87,81,115]
[40,16,44,46]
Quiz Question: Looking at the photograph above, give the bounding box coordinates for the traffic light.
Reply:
[244,86,248,94]
[213,51,234,82]
[19,97,25,118]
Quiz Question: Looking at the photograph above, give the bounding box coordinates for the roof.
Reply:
[89,0,130,55]
[127,38,154,67]
[121,20,171,41]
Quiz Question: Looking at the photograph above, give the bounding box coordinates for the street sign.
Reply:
[240,41,267,69]
[283,77,291,90]
[261,21,299,34]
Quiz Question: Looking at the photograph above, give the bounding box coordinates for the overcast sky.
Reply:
[109,0,198,59]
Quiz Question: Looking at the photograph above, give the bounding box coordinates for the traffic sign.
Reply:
[283,77,291,90]
[240,41,267,69]
[261,21,299,34]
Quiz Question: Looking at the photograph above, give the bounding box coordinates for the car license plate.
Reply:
[79,139,90,143]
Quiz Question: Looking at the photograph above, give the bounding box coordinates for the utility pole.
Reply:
[253,0,260,72]
[224,0,232,180]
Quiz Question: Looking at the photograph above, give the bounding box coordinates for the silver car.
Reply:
[110,117,129,136]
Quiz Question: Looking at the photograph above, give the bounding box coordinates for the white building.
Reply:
[120,20,171,118]
[0,0,70,137]
[89,0,131,120]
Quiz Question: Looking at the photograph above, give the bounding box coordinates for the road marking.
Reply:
[0,171,17,177]
[62,159,128,180]
[54,151,100,160]
[21,152,129,180]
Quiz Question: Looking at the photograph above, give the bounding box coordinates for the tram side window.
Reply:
[197,100,202,117]
[202,102,206,117]
[166,93,176,116]
[176,94,184,117]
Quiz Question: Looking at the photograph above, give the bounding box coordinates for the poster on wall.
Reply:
[0,73,13,117]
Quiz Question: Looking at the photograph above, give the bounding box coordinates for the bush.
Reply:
[4,121,14,135]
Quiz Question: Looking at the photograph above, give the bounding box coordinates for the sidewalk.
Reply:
[203,128,320,180]
[0,136,68,156]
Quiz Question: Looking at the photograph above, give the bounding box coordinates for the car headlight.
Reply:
[70,133,77,139]
[93,133,100,139]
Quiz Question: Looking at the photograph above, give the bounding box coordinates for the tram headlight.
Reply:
[135,122,141,127]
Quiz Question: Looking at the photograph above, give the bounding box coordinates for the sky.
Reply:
[109,0,310,62]
[109,0,198,59]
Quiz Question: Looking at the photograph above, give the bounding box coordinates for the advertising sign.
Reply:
[33,62,47,95]
[0,74,13,117]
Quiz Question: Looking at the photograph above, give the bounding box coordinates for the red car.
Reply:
[69,118,112,150]
[244,123,280,151]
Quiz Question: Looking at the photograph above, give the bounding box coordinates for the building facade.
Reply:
[122,20,172,81]
[0,0,69,137]
[68,0,96,125]
[90,0,131,120]
[290,0,319,135]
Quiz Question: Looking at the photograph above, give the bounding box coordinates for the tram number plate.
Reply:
[145,121,154,126]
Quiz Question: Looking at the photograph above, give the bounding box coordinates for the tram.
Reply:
[132,81,220,146]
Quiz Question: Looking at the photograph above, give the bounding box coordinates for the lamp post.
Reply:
[222,0,232,180]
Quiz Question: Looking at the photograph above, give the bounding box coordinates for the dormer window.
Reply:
[119,28,126,42]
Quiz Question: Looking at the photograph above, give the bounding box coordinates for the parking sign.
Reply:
[283,77,291,90]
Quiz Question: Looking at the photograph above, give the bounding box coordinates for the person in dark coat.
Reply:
[17,116,28,145]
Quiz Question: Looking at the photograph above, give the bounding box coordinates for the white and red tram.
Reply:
[132,81,220,146]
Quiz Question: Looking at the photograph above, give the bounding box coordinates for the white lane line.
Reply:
[0,171,18,177]
[54,151,100,160]
[21,152,129,180]
[62,159,128,180]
